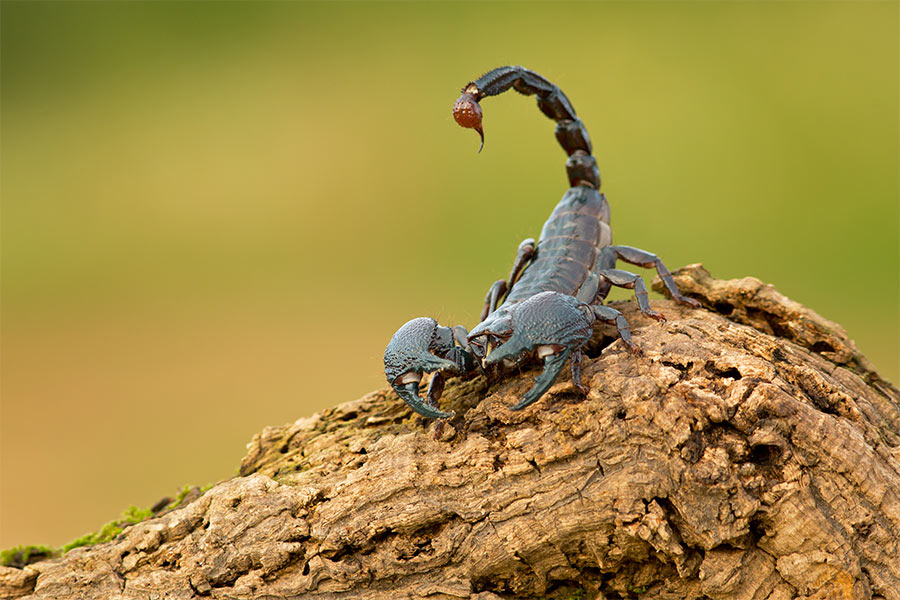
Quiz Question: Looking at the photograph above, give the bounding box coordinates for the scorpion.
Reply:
[384,66,700,420]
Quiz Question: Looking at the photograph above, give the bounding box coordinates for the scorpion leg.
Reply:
[569,349,590,395]
[597,268,667,323]
[510,348,573,411]
[507,238,536,288]
[607,245,701,308]
[480,280,508,323]
[479,238,536,322]
[591,304,640,355]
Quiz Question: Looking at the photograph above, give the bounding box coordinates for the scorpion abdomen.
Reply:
[504,186,611,305]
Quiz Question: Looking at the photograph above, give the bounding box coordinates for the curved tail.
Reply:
[452,66,600,190]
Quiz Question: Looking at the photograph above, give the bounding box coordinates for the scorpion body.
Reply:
[385,66,699,420]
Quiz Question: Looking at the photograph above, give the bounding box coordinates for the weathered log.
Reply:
[3,265,898,600]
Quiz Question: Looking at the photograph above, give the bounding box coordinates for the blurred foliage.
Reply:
[1,2,897,548]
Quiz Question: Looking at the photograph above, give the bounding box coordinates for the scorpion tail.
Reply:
[452,66,601,189]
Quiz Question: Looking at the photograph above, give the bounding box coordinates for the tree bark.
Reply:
[3,265,898,600]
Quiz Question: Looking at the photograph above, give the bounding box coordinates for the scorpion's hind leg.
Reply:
[591,304,641,355]
[597,268,667,324]
[607,245,701,308]
[575,247,664,322]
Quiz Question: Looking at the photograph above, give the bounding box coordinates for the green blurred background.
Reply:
[1,1,897,549]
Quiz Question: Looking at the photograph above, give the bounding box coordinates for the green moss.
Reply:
[162,485,193,511]
[539,586,587,600]
[61,504,158,553]
[2,486,210,567]
[628,584,649,596]
[0,545,58,568]
[157,483,213,513]
[122,505,153,522]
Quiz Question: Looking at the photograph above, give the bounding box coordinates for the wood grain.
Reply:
[4,265,897,600]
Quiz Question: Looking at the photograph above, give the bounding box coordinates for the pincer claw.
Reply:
[384,317,471,420]
[470,292,595,411]
[393,381,455,420]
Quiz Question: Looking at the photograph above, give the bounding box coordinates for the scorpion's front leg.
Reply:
[479,238,536,322]
[471,238,537,365]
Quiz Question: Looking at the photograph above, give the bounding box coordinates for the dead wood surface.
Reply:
[3,265,898,600]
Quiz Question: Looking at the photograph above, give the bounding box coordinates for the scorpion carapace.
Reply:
[385,65,700,420]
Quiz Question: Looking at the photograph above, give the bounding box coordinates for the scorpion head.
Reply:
[468,292,595,410]
[384,317,472,419]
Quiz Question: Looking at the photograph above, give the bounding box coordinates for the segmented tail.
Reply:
[453,66,600,190]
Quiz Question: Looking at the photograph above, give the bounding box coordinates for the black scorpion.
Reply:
[384,66,699,420]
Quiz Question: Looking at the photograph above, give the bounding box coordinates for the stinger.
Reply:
[453,86,484,152]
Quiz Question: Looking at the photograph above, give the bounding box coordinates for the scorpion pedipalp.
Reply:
[384,317,472,419]
[470,291,595,410]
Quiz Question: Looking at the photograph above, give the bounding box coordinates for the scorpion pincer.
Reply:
[384,66,700,420]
